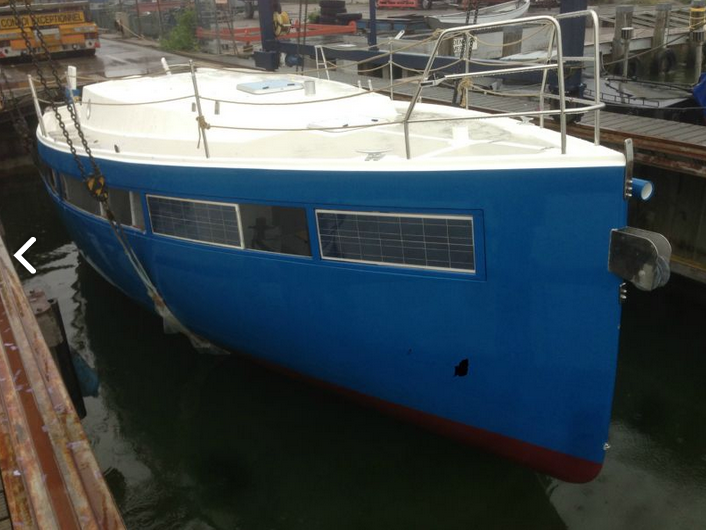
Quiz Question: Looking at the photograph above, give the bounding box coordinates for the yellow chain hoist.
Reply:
[273,10,291,37]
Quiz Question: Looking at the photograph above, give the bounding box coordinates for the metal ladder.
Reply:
[314,45,331,80]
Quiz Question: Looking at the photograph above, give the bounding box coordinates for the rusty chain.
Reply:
[3,0,209,348]
[7,0,107,202]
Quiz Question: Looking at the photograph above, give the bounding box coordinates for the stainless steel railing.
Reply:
[402,10,604,159]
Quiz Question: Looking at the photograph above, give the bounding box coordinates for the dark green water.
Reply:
[1,168,705,529]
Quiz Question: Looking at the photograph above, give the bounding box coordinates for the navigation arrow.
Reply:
[13,237,36,274]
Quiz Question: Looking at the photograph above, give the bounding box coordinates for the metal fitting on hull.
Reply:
[609,227,672,291]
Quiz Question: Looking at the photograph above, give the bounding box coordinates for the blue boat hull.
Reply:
[39,144,627,482]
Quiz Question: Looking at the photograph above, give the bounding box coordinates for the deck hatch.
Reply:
[236,80,303,95]
[147,196,242,248]
[316,210,475,273]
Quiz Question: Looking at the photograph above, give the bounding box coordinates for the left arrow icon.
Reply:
[14,237,36,274]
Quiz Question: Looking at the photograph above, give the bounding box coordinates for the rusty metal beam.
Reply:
[0,234,125,529]
[0,292,60,528]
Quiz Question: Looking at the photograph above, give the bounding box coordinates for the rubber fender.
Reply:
[617,57,641,78]
[627,57,641,78]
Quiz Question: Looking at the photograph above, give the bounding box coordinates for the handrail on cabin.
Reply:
[402,10,603,159]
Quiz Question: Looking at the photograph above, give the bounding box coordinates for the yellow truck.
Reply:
[0,1,99,59]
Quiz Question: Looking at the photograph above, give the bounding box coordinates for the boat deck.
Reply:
[39,68,622,170]
[327,71,706,176]
[467,92,706,176]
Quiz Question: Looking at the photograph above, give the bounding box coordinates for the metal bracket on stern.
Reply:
[609,227,671,291]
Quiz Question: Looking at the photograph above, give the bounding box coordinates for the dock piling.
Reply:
[651,4,674,76]
[653,3,672,49]
[27,289,87,419]
[689,0,705,82]
[621,26,634,78]
[612,5,634,74]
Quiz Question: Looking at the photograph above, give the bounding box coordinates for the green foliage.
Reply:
[308,9,320,23]
[160,9,197,52]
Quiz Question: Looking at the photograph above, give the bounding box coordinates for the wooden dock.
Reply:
[0,233,125,529]
[599,4,695,30]
[449,91,706,179]
[332,72,706,176]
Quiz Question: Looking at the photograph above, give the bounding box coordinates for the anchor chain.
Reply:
[5,0,217,353]
[7,0,107,201]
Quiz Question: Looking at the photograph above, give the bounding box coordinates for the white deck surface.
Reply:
[38,68,625,171]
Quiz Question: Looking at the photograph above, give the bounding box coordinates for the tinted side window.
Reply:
[130,192,145,230]
[61,175,101,216]
[107,188,132,225]
[38,161,57,194]
[107,188,144,229]
[240,205,310,256]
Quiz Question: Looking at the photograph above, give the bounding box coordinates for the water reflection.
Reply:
[547,281,706,529]
[77,256,563,529]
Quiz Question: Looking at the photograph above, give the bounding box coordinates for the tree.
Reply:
[160,9,197,52]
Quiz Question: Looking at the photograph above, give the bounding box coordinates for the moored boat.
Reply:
[33,16,671,483]
[426,0,531,30]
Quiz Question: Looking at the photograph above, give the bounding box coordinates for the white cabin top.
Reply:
[37,68,624,171]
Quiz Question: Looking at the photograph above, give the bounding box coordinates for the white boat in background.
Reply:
[426,0,531,29]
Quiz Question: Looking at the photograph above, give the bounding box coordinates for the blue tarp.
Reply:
[693,73,706,117]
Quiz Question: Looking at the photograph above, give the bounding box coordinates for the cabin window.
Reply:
[147,196,242,248]
[61,174,144,229]
[103,189,145,230]
[61,174,101,216]
[48,170,58,194]
[240,204,311,256]
[39,161,58,194]
[129,192,145,230]
[316,210,475,273]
